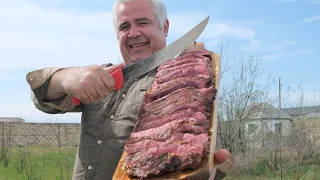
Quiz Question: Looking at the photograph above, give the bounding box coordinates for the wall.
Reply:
[294,118,320,147]
[245,119,292,136]
[245,119,292,149]
[263,119,292,136]
[0,122,80,146]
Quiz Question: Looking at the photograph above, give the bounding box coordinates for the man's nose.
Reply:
[128,27,142,38]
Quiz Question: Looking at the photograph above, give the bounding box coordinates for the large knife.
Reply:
[72,16,210,105]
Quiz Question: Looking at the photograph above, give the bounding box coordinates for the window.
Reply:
[275,123,282,135]
[248,123,256,134]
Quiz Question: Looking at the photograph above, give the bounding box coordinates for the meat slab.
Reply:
[122,47,216,179]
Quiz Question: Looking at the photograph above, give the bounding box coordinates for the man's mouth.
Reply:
[129,42,148,49]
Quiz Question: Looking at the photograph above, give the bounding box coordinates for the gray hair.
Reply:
[112,0,168,33]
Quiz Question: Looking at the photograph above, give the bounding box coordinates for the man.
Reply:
[26,0,230,179]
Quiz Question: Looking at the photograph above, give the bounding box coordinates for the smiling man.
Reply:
[115,0,169,64]
[26,0,230,179]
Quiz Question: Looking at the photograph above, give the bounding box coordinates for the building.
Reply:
[244,102,292,149]
[282,106,320,146]
[0,117,25,123]
[282,105,320,119]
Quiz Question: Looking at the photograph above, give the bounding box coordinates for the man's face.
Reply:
[115,0,169,65]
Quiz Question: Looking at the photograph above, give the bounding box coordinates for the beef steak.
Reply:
[122,47,216,179]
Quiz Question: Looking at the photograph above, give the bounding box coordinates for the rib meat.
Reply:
[122,47,216,179]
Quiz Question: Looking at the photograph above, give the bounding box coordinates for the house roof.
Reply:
[245,102,291,120]
[0,117,25,123]
[303,112,320,119]
[282,106,320,117]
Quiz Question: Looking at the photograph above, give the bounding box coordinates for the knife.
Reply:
[72,16,210,105]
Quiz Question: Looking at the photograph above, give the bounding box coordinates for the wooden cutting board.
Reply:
[113,42,221,180]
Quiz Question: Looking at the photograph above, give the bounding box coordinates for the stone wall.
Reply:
[0,122,80,146]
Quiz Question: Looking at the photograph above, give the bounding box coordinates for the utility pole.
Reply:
[278,77,283,180]
[278,78,281,110]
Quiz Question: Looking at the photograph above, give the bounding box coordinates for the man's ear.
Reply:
[164,19,169,37]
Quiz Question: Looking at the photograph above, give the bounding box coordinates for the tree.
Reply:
[286,84,320,180]
[214,37,269,155]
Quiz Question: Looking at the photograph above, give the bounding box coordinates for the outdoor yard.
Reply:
[1,146,320,180]
[224,148,320,180]
[0,146,76,180]
[225,161,320,180]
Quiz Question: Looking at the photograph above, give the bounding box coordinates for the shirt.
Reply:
[26,65,228,180]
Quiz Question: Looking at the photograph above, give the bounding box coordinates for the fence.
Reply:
[0,122,80,146]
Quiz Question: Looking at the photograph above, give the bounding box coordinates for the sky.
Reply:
[0,0,319,123]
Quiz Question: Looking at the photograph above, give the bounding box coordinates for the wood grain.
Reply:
[113,42,221,180]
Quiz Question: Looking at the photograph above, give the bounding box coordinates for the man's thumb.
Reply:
[104,63,125,73]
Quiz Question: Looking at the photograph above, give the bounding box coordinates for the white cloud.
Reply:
[267,89,320,108]
[168,13,256,40]
[279,48,315,56]
[0,0,259,123]
[283,89,320,107]
[0,1,257,70]
[244,40,298,52]
[300,16,320,23]
[207,23,255,39]
[0,73,20,82]
[264,48,315,60]
[0,0,121,70]
[266,82,320,108]
[244,39,262,50]
[279,0,320,4]
[286,40,297,45]
[278,0,297,2]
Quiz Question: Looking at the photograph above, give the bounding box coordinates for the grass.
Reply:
[225,167,320,180]
[225,159,320,180]
[0,146,77,180]
[1,146,320,180]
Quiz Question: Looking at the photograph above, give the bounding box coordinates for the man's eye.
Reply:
[139,21,148,25]
[120,25,129,31]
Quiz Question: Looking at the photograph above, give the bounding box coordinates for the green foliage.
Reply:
[2,146,320,180]
[15,146,27,173]
[0,146,10,168]
[0,146,76,180]
[249,161,268,176]
[226,150,320,180]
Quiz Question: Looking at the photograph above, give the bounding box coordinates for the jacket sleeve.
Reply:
[26,67,82,114]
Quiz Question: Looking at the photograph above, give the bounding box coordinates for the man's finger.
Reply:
[100,72,115,92]
[104,63,125,73]
[78,93,91,104]
[85,87,100,103]
[214,149,229,165]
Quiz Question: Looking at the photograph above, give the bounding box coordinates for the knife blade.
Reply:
[72,16,210,105]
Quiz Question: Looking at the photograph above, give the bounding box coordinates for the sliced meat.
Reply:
[122,45,215,179]
[156,60,211,78]
[157,50,211,71]
[125,133,209,155]
[124,151,203,178]
[134,109,209,132]
[155,64,212,85]
[124,133,208,178]
[142,86,216,117]
[126,118,207,145]
[148,77,214,103]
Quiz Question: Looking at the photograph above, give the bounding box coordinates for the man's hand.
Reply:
[45,64,125,104]
[208,149,230,180]
[214,149,229,165]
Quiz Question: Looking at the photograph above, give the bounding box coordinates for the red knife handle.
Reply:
[71,68,124,106]
[111,68,124,91]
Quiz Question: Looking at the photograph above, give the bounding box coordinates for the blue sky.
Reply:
[0,0,319,123]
